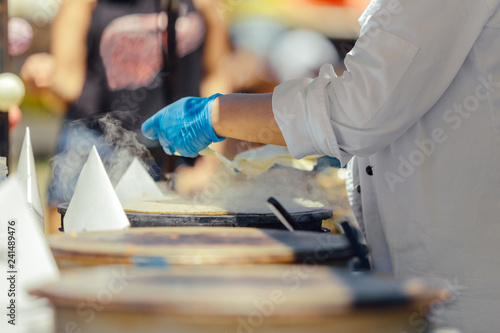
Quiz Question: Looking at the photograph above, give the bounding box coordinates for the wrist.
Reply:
[210,94,223,138]
[206,93,225,142]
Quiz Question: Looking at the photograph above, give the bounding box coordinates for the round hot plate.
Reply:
[57,199,333,232]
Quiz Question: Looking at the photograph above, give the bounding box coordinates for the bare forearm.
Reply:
[51,0,95,101]
[211,93,286,146]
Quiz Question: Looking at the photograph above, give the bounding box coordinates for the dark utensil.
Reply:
[267,197,304,232]
[339,221,371,272]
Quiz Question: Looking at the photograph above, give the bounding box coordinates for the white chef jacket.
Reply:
[273,0,500,331]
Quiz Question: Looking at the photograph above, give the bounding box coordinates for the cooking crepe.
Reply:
[231,145,320,177]
[121,197,325,215]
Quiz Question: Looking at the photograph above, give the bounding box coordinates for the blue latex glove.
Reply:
[141,94,225,158]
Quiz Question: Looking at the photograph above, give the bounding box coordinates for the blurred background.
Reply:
[5,0,370,225]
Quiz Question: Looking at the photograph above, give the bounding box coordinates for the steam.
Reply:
[191,167,334,214]
[96,113,157,184]
[49,112,157,203]
[49,111,349,217]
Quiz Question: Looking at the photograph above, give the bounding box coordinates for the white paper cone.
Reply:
[0,177,59,333]
[115,157,163,201]
[63,146,130,233]
[15,127,44,229]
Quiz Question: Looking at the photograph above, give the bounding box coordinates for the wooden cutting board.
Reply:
[31,265,448,333]
[48,227,361,267]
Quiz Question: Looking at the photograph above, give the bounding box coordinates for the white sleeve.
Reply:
[272,0,497,164]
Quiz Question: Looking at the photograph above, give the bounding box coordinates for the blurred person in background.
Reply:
[143,0,500,331]
[6,106,22,130]
[219,0,367,93]
[20,0,235,234]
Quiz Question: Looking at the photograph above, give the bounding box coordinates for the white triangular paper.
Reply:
[15,127,44,229]
[64,146,130,233]
[115,157,163,200]
[0,177,59,298]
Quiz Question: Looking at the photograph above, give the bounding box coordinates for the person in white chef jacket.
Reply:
[142,0,500,331]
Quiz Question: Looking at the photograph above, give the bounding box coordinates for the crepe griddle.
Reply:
[57,202,332,232]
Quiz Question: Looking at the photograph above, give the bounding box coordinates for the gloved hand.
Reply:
[141,93,225,158]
